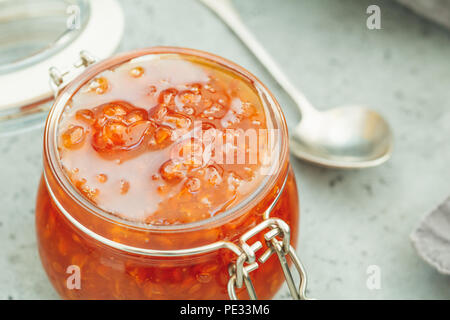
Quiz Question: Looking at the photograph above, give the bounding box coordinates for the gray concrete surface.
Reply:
[0,0,449,299]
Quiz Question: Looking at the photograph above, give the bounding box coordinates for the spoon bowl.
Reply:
[290,105,393,168]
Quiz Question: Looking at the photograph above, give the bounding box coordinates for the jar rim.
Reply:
[44,46,289,233]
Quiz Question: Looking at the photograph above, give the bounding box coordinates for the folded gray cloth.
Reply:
[396,0,450,30]
[411,197,450,275]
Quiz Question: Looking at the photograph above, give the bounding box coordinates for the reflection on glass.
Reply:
[0,0,90,74]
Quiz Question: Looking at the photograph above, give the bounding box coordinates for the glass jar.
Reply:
[35,47,307,300]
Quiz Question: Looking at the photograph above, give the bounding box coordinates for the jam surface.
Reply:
[58,55,274,225]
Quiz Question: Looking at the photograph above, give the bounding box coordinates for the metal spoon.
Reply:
[199,0,393,169]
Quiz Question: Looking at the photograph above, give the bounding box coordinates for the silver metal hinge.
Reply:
[49,51,97,97]
[227,218,309,300]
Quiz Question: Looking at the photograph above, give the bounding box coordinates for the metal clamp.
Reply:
[49,51,97,97]
[227,218,309,300]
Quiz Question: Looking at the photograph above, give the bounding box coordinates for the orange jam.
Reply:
[58,55,271,225]
[36,48,299,300]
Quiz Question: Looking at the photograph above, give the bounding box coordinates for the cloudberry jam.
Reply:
[36,48,299,299]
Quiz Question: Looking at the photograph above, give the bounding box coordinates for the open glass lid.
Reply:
[0,0,124,135]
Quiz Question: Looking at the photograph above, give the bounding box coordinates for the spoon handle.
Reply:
[198,0,318,118]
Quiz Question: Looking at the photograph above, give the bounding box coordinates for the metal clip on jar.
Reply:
[36,47,309,300]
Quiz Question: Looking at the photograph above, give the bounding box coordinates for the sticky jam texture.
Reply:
[58,56,272,225]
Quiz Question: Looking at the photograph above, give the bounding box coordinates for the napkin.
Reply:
[411,197,450,275]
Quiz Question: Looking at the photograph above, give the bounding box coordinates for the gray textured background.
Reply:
[1,0,450,299]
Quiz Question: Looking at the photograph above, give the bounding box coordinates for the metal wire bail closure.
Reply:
[227,218,309,300]
[49,51,98,97]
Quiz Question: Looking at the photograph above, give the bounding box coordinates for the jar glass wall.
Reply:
[35,47,300,299]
